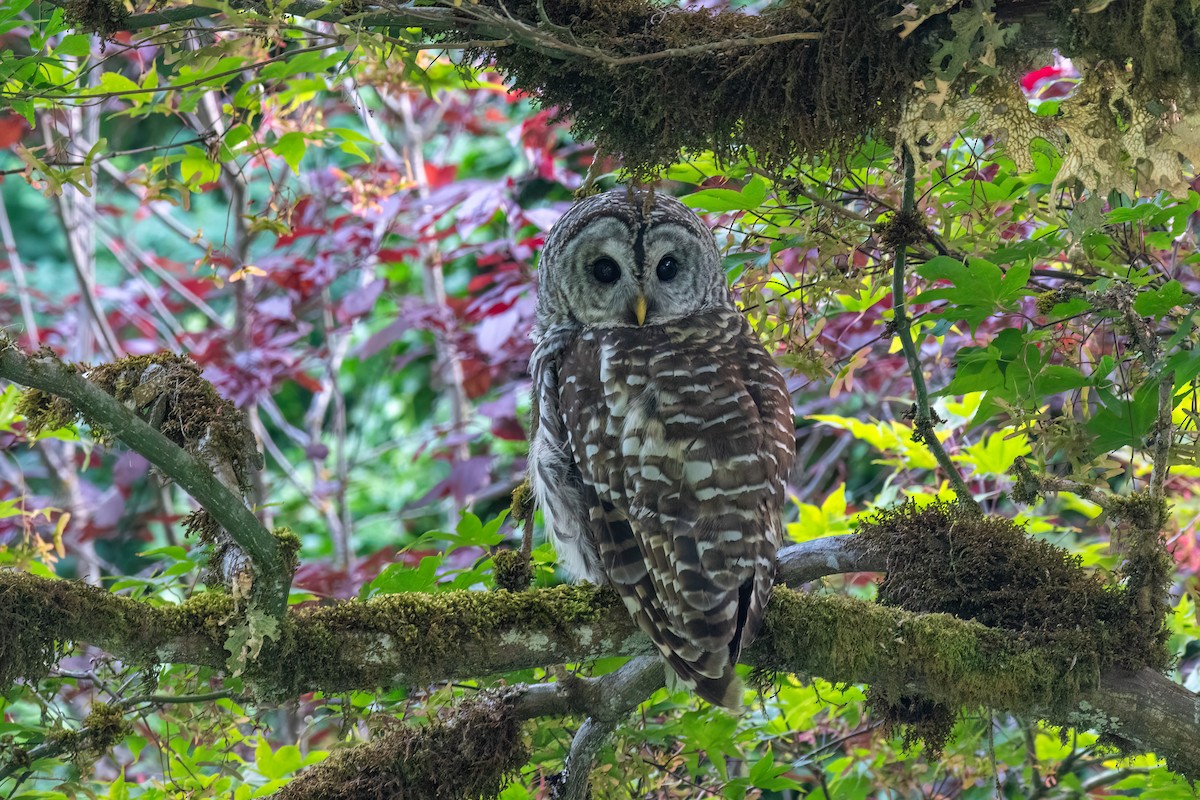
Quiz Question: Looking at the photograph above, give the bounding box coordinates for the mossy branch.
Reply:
[0,339,290,616]
[1,565,1197,778]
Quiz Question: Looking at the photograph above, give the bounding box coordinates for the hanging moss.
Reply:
[272,696,528,800]
[492,549,533,592]
[62,0,128,37]
[464,0,934,172]
[1058,0,1200,84]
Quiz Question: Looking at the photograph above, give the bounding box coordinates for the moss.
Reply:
[466,0,933,172]
[1108,489,1169,532]
[268,584,628,696]
[1059,0,1200,84]
[87,354,261,494]
[866,690,955,756]
[273,696,528,800]
[0,571,228,690]
[1034,287,1085,317]
[1008,456,1044,505]
[850,500,1170,748]
[16,389,78,437]
[751,588,1071,712]
[44,702,132,767]
[492,550,533,592]
[274,527,302,577]
[62,0,128,37]
[509,480,534,525]
[877,209,926,252]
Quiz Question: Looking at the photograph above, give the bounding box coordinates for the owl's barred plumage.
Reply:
[530,189,795,707]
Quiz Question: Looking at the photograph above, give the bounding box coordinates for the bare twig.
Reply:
[0,191,40,347]
[890,151,979,511]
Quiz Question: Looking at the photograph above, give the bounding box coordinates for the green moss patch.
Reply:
[0,571,227,690]
[266,584,631,696]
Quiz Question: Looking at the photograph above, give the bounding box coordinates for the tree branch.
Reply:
[1,567,1196,779]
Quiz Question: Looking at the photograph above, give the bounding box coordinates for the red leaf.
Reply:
[0,115,29,149]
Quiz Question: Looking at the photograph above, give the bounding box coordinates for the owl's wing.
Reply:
[560,310,795,707]
[529,325,604,583]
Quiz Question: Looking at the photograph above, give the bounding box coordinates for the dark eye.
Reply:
[656,256,678,282]
[592,257,621,284]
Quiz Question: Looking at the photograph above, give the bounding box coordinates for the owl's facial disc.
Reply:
[538,192,729,331]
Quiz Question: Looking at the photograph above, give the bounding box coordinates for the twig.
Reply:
[0,689,240,782]
[0,192,40,348]
[890,151,979,511]
[513,656,663,800]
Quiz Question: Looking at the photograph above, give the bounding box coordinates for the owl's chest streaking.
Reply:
[558,308,787,532]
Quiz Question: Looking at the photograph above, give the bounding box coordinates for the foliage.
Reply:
[0,0,1199,798]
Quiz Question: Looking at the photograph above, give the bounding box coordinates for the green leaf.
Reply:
[1134,280,1187,318]
[366,555,443,595]
[1085,382,1160,453]
[683,177,768,213]
[53,34,91,58]
[272,131,306,174]
[914,256,1029,334]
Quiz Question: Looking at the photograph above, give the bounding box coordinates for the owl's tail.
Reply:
[663,652,745,708]
[651,573,770,710]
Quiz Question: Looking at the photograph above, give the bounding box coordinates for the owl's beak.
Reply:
[633,295,648,326]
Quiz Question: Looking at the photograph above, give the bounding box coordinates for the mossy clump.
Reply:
[62,0,128,37]
[45,702,133,762]
[88,353,261,493]
[865,689,955,756]
[509,480,534,526]
[274,527,302,577]
[469,0,933,172]
[1034,287,1086,317]
[15,389,78,438]
[877,208,926,252]
[272,697,528,800]
[853,500,1171,748]
[492,550,533,592]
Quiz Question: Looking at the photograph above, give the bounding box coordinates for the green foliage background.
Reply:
[0,0,1199,797]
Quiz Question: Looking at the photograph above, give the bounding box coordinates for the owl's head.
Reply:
[536,189,729,330]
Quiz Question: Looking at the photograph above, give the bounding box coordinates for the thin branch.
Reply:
[0,191,40,348]
[890,151,979,511]
[775,536,885,586]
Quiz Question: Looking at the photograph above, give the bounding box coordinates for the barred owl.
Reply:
[530,188,796,707]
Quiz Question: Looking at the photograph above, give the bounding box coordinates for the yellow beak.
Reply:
[634,295,647,326]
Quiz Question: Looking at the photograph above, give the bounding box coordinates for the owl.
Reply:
[529,188,796,707]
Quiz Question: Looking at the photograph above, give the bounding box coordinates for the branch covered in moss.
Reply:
[2,566,1197,778]
[0,340,290,615]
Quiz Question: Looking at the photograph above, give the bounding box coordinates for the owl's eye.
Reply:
[656,256,679,282]
[592,257,621,284]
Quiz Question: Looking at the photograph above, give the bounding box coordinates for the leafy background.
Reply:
[0,2,1199,797]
